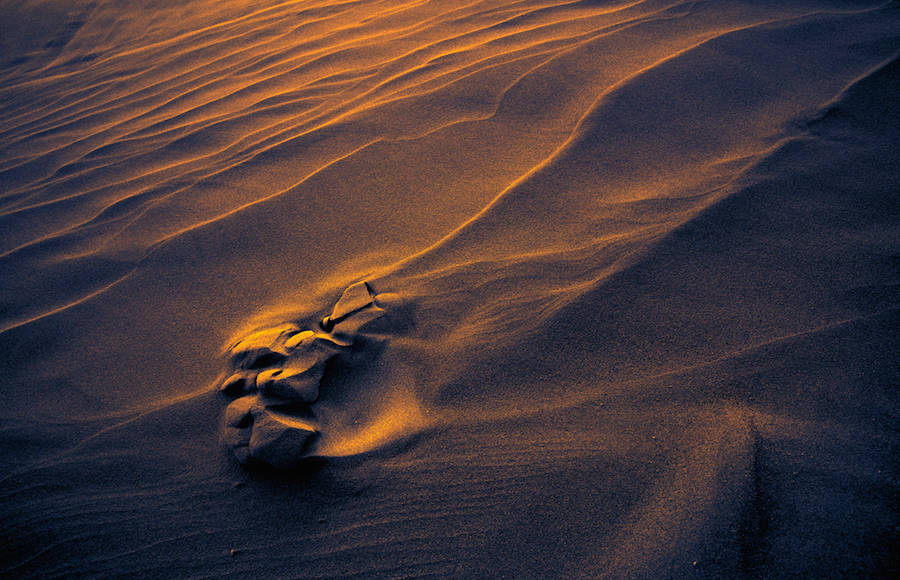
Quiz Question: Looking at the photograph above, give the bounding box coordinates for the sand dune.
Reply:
[1,0,898,577]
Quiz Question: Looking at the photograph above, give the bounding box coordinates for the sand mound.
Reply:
[216,281,415,467]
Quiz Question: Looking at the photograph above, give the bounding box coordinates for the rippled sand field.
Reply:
[2,1,898,577]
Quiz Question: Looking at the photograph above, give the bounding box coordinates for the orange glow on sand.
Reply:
[1,1,898,577]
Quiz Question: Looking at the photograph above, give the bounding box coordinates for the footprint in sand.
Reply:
[217,281,400,468]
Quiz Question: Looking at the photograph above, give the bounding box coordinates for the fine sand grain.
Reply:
[2,1,898,577]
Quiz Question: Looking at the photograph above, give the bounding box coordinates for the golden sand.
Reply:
[1,1,898,576]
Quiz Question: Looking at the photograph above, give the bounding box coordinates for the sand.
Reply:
[1,0,898,577]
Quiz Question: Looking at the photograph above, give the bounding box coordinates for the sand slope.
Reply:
[1,0,898,577]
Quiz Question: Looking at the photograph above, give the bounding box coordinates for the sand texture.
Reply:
[1,0,899,577]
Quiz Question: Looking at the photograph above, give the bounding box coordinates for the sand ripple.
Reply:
[1,1,897,577]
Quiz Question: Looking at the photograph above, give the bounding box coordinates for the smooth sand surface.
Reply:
[2,0,898,577]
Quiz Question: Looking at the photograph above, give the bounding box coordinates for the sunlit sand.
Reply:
[2,0,898,577]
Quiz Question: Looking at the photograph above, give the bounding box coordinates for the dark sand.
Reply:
[1,0,898,577]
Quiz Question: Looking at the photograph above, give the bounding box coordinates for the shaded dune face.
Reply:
[1,0,898,578]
